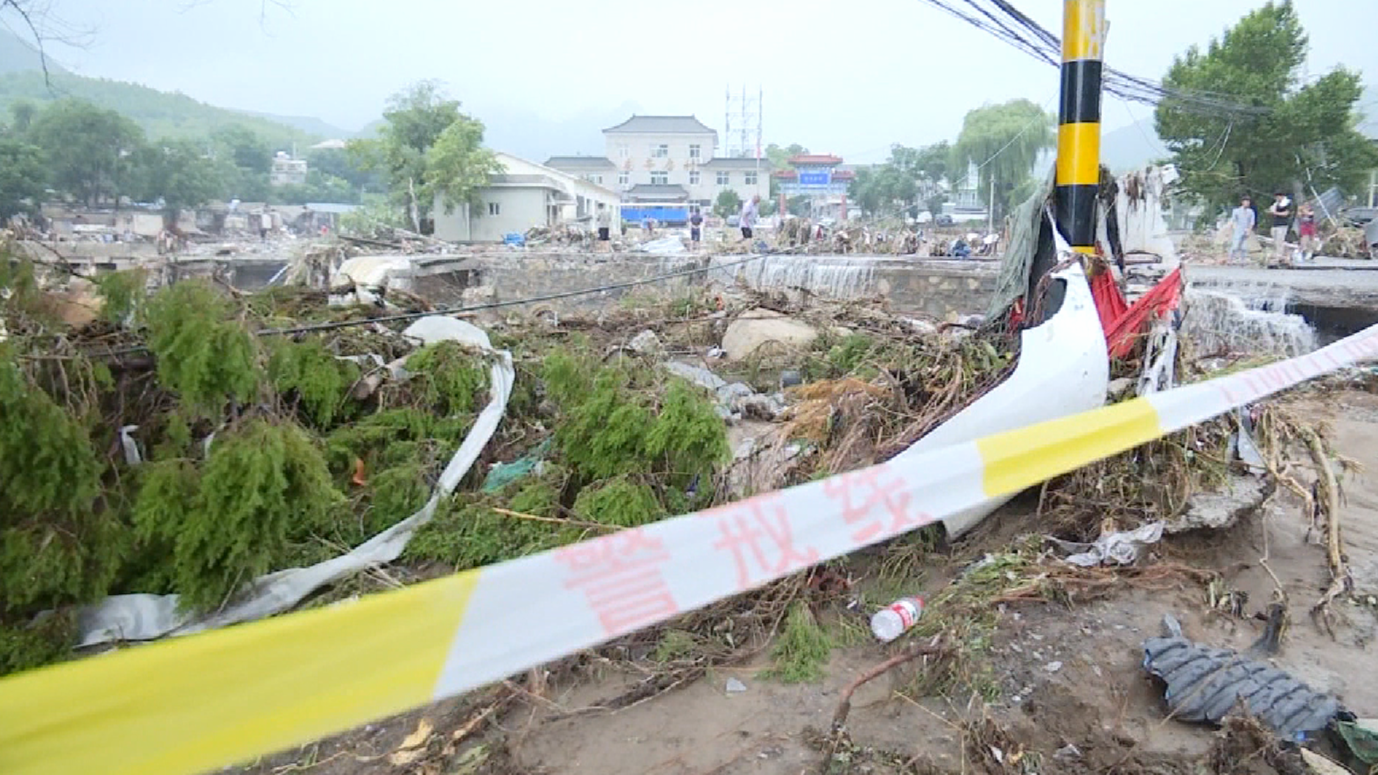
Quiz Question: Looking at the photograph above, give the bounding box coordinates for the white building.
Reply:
[270,152,308,187]
[545,115,769,214]
[432,151,622,243]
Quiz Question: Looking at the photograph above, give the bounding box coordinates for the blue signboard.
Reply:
[620,204,690,226]
[797,170,832,187]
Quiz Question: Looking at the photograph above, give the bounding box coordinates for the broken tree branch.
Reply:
[1304,429,1352,636]
[832,635,948,730]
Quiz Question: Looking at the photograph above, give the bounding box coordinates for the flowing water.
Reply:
[1182,285,1316,357]
[705,255,884,300]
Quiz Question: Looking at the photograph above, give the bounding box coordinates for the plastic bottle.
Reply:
[870,596,925,643]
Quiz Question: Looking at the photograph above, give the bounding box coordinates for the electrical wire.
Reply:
[79,251,777,357]
[916,0,1273,118]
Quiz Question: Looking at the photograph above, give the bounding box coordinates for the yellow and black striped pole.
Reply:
[1055,0,1107,255]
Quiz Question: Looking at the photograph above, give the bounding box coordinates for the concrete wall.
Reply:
[411,253,998,319]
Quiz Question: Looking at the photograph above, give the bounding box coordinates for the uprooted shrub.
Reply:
[133,418,345,612]
[542,350,728,491]
[0,357,124,615]
[268,338,361,429]
[142,280,260,416]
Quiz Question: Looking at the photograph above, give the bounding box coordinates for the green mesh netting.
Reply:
[988,166,1057,318]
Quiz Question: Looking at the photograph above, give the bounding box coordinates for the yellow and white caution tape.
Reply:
[3,324,1377,775]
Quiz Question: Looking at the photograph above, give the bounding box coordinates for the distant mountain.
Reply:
[0,29,321,148]
[1100,117,1168,173]
[234,109,354,141]
[0,29,67,76]
[469,100,643,162]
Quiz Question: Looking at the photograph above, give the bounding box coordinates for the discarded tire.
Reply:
[1142,634,1342,741]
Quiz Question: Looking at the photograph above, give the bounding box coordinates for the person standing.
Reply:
[1229,196,1255,264]
[689,209,704,250]
[1266,192,1292,265]
[596,206,612,243]
[1296,203,1317,262]
[739,195,760,241]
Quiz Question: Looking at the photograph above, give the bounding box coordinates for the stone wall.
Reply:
[411,252,1000,319]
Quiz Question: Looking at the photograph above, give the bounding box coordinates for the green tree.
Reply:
[0,138,46,220]
[1155,1,1378,214]
[349,81,496,231]
[714,189,742,218]
[8,101,37,134]
[133,139,225,219]
[952,99,1054,219]
[425,116,500,217]
[211,125,272,174]
[765,142,809,170]
[273,170,358,206]
[307,147,378,192]
[29,99,145,206]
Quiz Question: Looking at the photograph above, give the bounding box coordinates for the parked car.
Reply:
[936,214,955,226]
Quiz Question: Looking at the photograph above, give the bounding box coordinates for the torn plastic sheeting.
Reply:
[1048,521,1164,567]
[119,425,142,466]
[636,236,687,255]
[75,316,514,647]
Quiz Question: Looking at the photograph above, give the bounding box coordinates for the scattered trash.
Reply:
[1142,614,1342,741]
[482,440,552,493]
[1044,661,1063,673]
[118,425,142,466]
[1054,744,1081,760]
[779,369,803,389]
[725,677,748,694]
[870,596,925,643]
[636,236,687,255]
[1048,521,1164,567]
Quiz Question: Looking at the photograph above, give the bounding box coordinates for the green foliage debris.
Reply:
[765,602,832,683]
[143,280,259,415]
[133,419,344,612]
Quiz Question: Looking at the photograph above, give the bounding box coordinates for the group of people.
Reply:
[1228,192,1318,266]
[592,194,762,250]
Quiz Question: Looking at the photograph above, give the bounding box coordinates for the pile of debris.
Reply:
[1318,223,1375,259]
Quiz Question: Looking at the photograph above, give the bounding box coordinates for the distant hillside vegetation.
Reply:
[0,70,315,148]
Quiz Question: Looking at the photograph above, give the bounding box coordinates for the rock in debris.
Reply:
[725,677,748,694]
[721,309,818,362]
[629,329,664,356]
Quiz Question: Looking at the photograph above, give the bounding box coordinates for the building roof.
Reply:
[788,154,845,166]
[603,115,717,135]
[701,157,768,170]
[544,156,617,171]
[310,139,348,151]
[489,173,565,189]
[624,184,690,202]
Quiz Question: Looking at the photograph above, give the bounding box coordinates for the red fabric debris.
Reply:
[1099,268,1184,360]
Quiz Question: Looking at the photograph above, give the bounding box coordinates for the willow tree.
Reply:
[952,99,1054,219]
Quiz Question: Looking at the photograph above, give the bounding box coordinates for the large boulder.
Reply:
[721,308,818,362]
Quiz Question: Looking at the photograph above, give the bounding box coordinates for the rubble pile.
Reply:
[1318,224,1374,259]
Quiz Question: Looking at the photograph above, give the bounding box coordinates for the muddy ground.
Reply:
[237,385,1378,775]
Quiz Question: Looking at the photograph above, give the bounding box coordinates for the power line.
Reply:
[75,251,778,357]
[916,0,1272,118]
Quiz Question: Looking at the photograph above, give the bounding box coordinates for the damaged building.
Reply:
[431,151,622,243]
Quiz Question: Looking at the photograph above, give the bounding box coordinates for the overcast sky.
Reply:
[21,0,1378,163]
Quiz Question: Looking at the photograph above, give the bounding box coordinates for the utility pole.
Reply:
[988,173,995,234]
[1054,0,1107,255]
